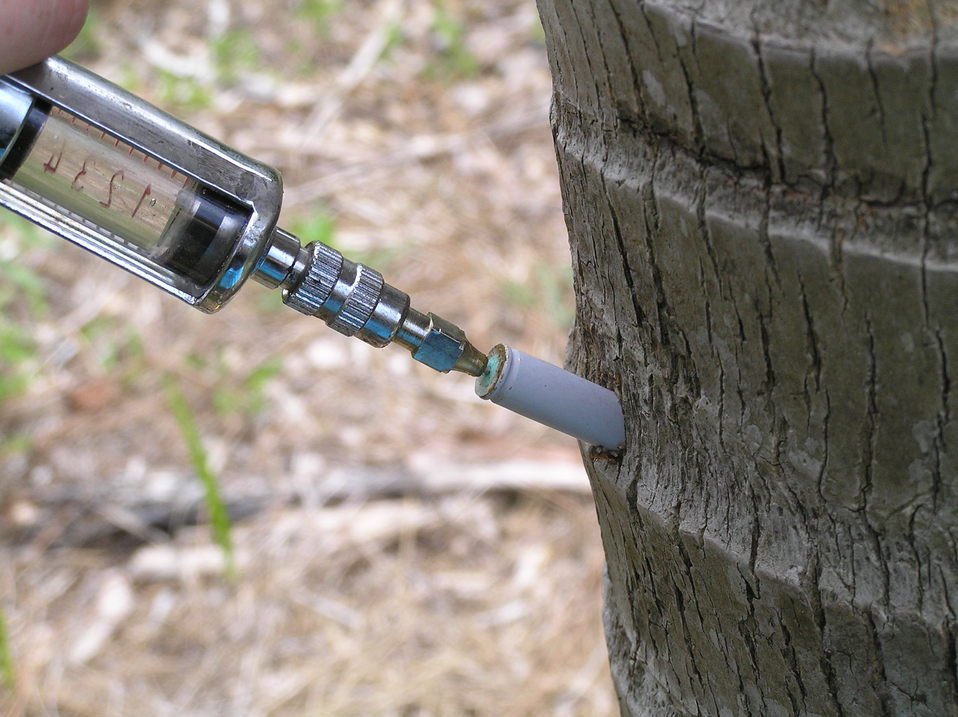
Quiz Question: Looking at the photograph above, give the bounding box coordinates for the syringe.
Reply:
[0,56,486,376]
[0,56,626,450]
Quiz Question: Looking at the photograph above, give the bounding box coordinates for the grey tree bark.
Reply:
[535,1,958,714]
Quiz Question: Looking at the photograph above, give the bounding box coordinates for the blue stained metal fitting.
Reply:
[412,313,469,373]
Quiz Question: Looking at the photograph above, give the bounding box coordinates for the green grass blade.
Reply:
[166,378,237,581]
[0,604,15,689]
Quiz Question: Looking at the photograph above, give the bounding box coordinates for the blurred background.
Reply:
[0,0,615,714]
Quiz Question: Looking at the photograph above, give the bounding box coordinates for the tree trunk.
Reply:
[536,1,958,714]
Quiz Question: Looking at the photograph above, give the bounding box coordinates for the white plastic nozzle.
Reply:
[475,344,626,450]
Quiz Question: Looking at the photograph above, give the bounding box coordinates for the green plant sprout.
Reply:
[0,325,35,404]
[212,28,262,85]
[213,357,284,418]
[166,378,237,581]
[0,216,50,405]
[0,259,47,317]
[428,1,479,79]
[378,20,406,64]
[288,205,338,250]
[155,69,213,112]
[0,605,14,689]
[295,0,344,36]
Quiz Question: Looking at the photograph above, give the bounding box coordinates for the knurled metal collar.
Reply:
[327,263,385,336]
[283,242,342,316]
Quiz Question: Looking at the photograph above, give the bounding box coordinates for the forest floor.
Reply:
[0,1,616,715]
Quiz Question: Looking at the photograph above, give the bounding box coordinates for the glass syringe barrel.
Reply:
[0,84,248,293]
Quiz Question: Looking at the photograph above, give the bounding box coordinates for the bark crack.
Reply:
[638,1,664,62]
[639,146,670,354]
[674,15,705,153]
[750,20,785,183]
[866,611,895,716]
[860,316,893,616]
[937,329,952,424]
[568,1,610,128]
[781,621,810,714]
[919,21,937,328]
[809,46,836,216]
[582,0,622,129]
[602,178,647,331]
[798,271,823,395]
[757,175,780,289]
[864,39,889,152]
[809,556,849,717]
[817,390,831,503]
[551,2,583,114]
[737,560,769,717]
[676,538,722,715]
[602,0,648,123]
[945,620,958,706]
[859,319,878,514]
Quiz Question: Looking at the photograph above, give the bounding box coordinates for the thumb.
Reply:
[0,0,90,75]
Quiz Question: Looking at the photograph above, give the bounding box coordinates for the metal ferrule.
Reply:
[258,228,486,375]
[281,241,343,316]
[321,261,385,337]
[362,283,411,347]
[393,307,430,349]
[279,239,412,348]
[253,227,306,289]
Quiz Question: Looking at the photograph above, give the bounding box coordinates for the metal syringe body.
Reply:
[0,56,485,376]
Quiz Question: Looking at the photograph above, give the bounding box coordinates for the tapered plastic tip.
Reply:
[475,344,626,449]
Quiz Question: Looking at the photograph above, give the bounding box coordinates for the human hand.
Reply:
[0,0,89,74]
